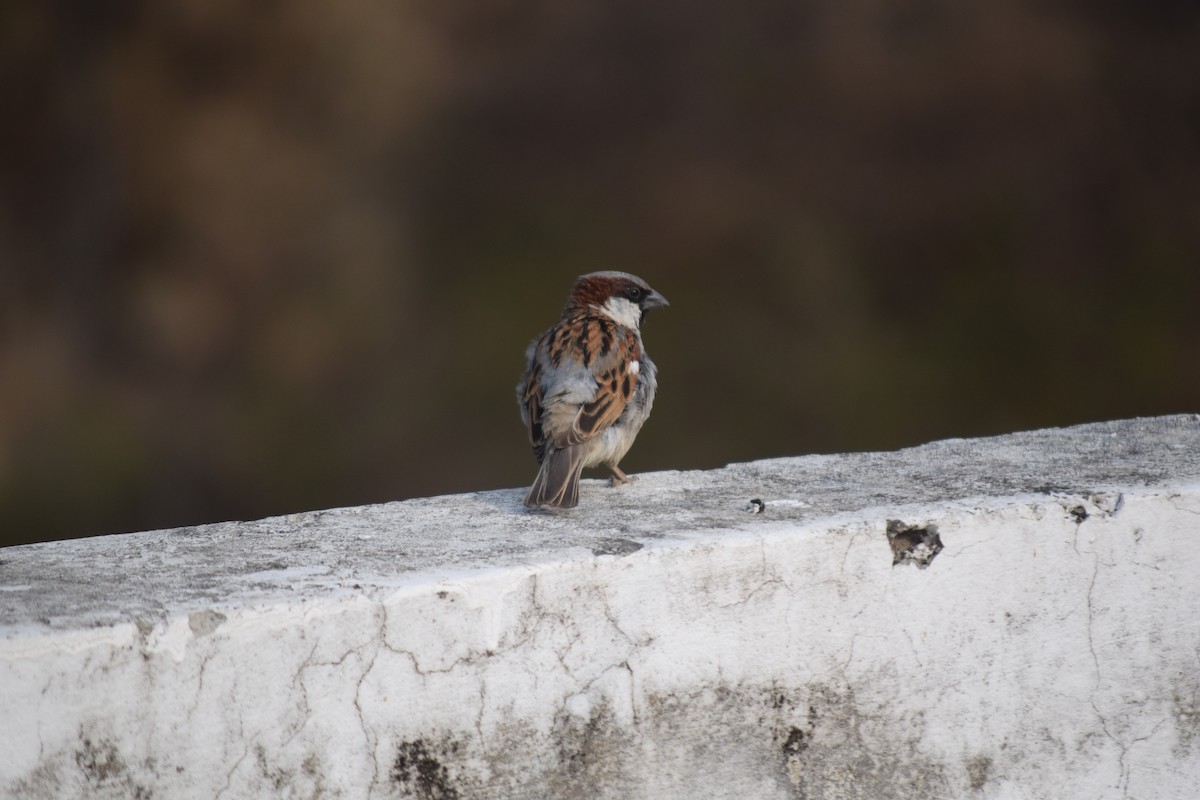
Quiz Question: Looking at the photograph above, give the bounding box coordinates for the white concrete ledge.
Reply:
[3,415,1200,798]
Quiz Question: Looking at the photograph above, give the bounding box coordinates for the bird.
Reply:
[517,271,669,509]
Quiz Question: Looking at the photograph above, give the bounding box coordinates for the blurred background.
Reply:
[1,1,1197,546]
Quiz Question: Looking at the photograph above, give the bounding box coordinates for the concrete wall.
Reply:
[2,415,1199,799]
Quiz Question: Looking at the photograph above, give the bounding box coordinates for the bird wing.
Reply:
[523,314,641,459]
[520,351,549,464]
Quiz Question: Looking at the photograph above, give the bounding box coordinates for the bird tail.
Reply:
[524,445,586,509]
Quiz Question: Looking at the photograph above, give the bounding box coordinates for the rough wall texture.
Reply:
[2,415,1199,799]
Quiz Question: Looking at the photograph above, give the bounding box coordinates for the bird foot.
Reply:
[609,468,638,487]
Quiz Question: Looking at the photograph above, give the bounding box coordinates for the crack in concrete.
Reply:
[188,649,214,720]
[713,573,787,609]
[1091,699,1170,798]
[283,642,320,749]
[1080,551,1165,798]
[553,656,642,730]
[603,602,648,719]
[840,634,859,675]
[601,598,648,651]
[1085,560,1101,688]
[380,576,544,678]
[711,541,790,609]
[620,660,638,726]
[838,527,869,579]
[1072,517,1086,556]
[474,681,487,740]
[525,574,586,679]
[35,674,53,765]
[353,576,562,794]
[900,624,924,669]
[1166,495,1200,516]
[358,604,387,800]
[1119,717,1169,797]
[216,726,249,800]
[541,595,653,727]
[950,534,999,556]
[286,612,388,772]
[385,636,517,678]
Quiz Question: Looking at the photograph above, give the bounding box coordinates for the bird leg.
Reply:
[609,465,638,486]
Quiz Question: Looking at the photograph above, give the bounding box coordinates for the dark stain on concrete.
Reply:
[590,538,644,557]
[74,735,153,799]
[966,755,991,790]
[392,739,461,800]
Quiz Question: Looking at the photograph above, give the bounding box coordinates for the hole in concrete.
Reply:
[886,520,943,569]
[1068,505,1088,524]
[391,739,460,800]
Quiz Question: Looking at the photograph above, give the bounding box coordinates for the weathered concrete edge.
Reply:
[1,478,1197,643]
[4,414,1199,631]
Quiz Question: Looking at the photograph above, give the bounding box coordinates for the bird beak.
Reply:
[643,289,670,311]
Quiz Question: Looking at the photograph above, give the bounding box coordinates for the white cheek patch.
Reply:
[628,360,640,375]
[600,296,643,329]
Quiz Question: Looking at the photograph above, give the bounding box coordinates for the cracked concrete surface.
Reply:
[2,415,1200,798]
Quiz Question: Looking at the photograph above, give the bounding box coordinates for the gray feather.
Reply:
[524,444,586,509]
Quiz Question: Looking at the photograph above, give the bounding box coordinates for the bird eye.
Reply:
[625,286,645,302]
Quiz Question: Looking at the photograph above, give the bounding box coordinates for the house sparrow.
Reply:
[517,271,669,509]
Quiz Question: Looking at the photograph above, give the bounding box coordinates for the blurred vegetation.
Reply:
[1,1,1197,546]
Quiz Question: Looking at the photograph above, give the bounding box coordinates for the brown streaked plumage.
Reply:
[517,271,669,509]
